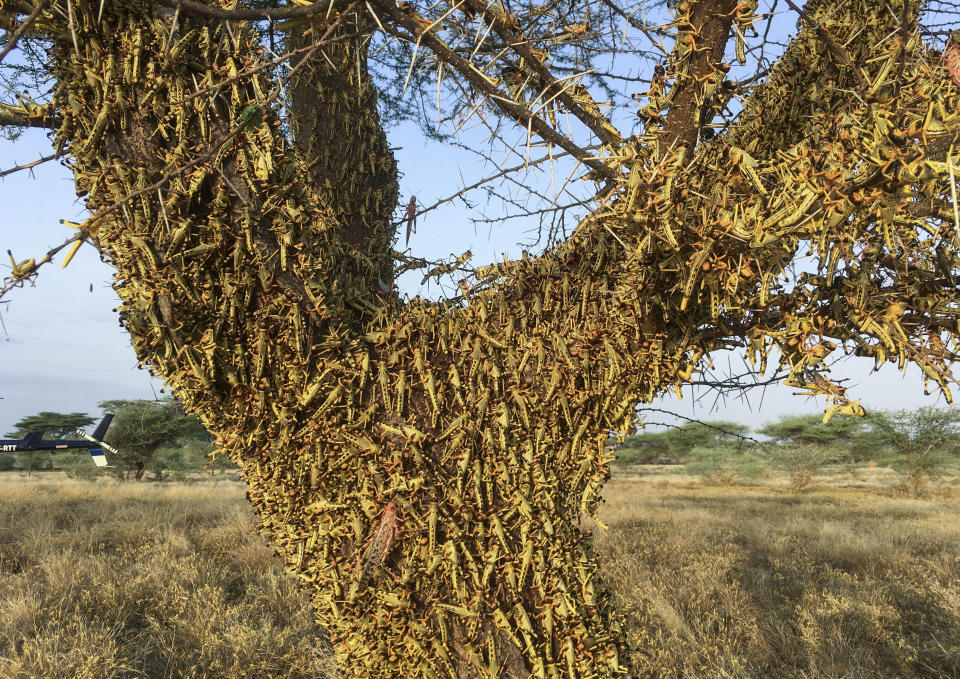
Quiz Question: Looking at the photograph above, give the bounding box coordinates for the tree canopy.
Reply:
[616,419,750,463]
[757,412,866,447]
[866,406,960,485]
[103,398,211,480]
[6,411,94,439]
[3,0,960,676]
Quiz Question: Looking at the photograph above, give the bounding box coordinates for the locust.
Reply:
[353,502,400,592]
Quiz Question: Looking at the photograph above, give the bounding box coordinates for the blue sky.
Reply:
[0,4,952,436]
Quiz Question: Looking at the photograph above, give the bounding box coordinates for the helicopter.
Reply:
[0,414,118,467]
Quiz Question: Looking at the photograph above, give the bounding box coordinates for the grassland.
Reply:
[0,476,332,679]
[598,474,960,678]
[1,471,958,678]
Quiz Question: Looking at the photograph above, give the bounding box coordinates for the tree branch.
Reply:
[460,0,623,147]
[390,142,603,228]
[0,0,51,66]
[0,152,56,178]
[0,105,60,129]
[634,406,766,448]
[656,0,738,153]
[366,0,619,183]
[596,0,670,57]
[1,20,341,312]
[150,0,334,23]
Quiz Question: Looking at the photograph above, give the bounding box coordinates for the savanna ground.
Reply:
[1,466,958,678]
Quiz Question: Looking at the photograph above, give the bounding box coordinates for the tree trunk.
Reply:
[285,18,399,283]
[47,3,643,676]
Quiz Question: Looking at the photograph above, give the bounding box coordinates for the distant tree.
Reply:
[758,413,866,450]
[615,420,751,464]
[6,411,94,439]
[60,450,107,481]
[864,407,960,494]
[0,452,14,471]
[665,421,750,455]
[103,399,210,481]
[99,399,211,438]
[684,445,766,486]
[97,400,129,415]
[613,430,672,464]
[203,453,240,475]
[19,450,49,476]
[146,447,188,482]
[766,443,852,492]
[179,440,238,475]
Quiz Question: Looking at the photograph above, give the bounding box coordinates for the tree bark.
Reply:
[654,0,739,153]
[286,16,399,283]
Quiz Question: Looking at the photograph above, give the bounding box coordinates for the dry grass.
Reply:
[0,476,334,679]
[2,473,959,677]
[597,478,960,678]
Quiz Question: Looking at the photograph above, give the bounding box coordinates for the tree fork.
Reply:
[45,1,638,676]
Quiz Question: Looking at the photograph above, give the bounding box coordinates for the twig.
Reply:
[634,406,765,447]
[0,152,56,179]
[596,0,670,57]
[366,0,618,182]
[460,0,623,147]
[0,0,53,66]
[390,143,602,227]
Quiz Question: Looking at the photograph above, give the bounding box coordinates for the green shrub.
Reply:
[613,421,750,465]
[611,431,671,465]
[684,446,765,485]
[18,450,52,475]
[766,444,851,491]
[0,453,14,472]
[758,413,866,449]
[612,446,676,465]
[60,451,107,481]
[866,407,960,495]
